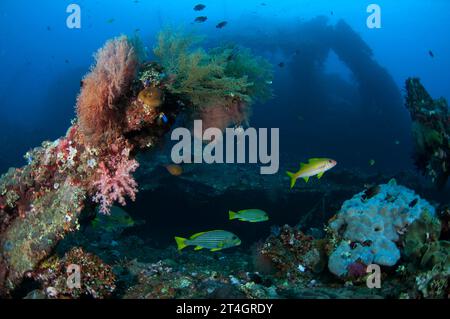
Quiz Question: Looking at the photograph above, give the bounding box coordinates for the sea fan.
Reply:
[76,36,138,143]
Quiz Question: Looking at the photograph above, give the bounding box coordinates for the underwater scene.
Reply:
[0,0,449,302]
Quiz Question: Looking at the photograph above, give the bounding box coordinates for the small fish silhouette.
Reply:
[216,21,228,29]
[194,4,206,11]
[195,16,208,23]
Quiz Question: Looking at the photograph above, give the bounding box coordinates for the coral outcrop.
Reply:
[0,30,273,297]
[34,247,116,299]
[327,180,435,277]
[258,225,326,279]
[154,30,272,107]
[153,29,273,132]
[252,180,447,298]
[405,78,450,189]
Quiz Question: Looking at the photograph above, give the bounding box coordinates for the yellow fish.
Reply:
[91,206,139,233]
[229,209,268,222]
[286,158,337,189]
[165,164,183,176]
[175,230,241,252]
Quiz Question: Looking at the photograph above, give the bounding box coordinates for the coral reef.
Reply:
[0,30,274,297]
[402,211,442,267]
[1,26,448,300]
[8,174,445,299]
[34,247,116,299]
[400,210,449,298]
[55,225,383,299]
[0,132,88,294]
[405,78,450,189]
[253,181,448,298]
[258,225,326,279]
[327,180,435,277]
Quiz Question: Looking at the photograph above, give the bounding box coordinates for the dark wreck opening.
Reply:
[125,176,348,249]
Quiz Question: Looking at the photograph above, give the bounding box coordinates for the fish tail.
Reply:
[286,171,297,189]
[229,211,238,220]
[174,237,188,251]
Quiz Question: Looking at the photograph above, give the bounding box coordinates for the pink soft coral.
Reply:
[77,36,138,143]
[93,150,139,214]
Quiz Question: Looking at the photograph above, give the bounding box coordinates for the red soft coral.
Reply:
[199,99,249,133]
[77,36,138,144]
[93,150,139,215]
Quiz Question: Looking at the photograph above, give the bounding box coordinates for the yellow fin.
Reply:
[286,171,297,189]
[303,176,310,183]
[174,237,188,251]
[190,232,207,240]
[210,248,221,252]
[317,172,324,179]
[194,246,203,251]
[229,211,238,220]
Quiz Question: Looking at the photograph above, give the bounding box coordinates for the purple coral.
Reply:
[347,262,367,278]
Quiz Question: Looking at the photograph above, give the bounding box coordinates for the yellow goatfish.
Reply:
[286,158,337,188]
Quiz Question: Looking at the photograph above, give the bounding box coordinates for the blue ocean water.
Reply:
[1,0,449,174]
